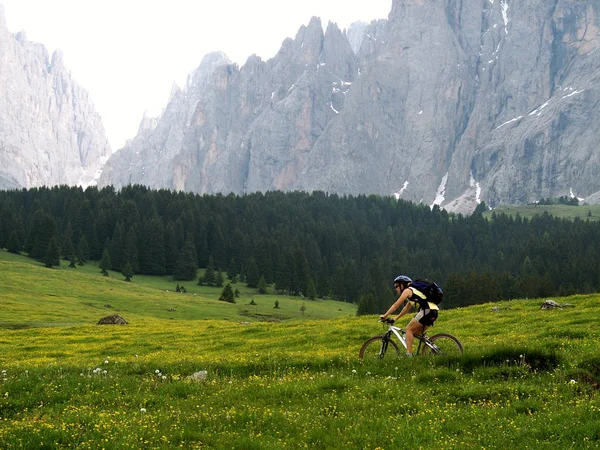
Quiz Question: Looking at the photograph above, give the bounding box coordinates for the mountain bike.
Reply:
[359,318,463,361]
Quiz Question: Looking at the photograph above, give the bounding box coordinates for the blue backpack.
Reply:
[411,279,444,306]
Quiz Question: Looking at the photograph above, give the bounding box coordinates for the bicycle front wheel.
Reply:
[359,336,400,361]
[421,333,464,356]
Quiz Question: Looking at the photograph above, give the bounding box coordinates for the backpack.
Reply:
[411,279,444,306]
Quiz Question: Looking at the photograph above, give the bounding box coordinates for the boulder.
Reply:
[97,314,128,325]
[540,299,562,310]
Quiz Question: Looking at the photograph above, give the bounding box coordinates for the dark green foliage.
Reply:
[173,235,198,281]
[258,275,267,294]
[122,227,139,273]
[139,216,165,275]
[356,293,376,316]
[246,257,260,288]
[69,254,76,268]
[219,284,235,303]
[62,236,75,261]
[2,186,600,309]
[201,256,216,286]
[215,270,224,287]
[109,222,125,271]
[306,279,317,300]
[361,257,393,312]
[99,248,112,276]
[77,236,90,263]
[27,210,58,260]
[537,196,579,206]
[44,236,60,268]
[122,262,134,282]
[7,231,21,254]
[227,258,238,280]
[62,223,75,260]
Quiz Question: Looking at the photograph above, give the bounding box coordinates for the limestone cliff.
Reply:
[0,6,111,190]
[98,0,600,211]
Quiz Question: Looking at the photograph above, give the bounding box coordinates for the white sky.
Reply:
[1,0,392,151]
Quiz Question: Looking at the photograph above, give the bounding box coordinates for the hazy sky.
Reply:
[1,0,392,151]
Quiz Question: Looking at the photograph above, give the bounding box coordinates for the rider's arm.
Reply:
[392,301,412,321]
[380,288,412,319]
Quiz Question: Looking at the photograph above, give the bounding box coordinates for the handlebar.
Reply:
[379,317,396,324]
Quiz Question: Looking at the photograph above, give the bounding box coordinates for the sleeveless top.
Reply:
[408,287,440,311]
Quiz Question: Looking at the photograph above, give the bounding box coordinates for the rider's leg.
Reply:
[405,319,425,354]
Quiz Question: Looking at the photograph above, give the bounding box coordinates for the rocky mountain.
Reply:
[0,6,111,190]
[98,0,600,212]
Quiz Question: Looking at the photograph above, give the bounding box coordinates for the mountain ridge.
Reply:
[0,5,111,190]
[98,0,600,212]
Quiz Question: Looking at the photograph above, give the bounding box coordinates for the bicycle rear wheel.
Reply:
[421,333,463,356]
[359,336,401,361]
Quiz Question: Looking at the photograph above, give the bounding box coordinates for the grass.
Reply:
[483,204,600,221]
[1,251,600,448]
[0,250,356,327]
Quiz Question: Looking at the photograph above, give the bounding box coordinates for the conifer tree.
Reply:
[44,236,60,268]
[357,293,376,316]
[62,223,75,260]
[7,231,21,254]
[218,284,235,303]
[109,222,125,272]
[69,254,76,268]
[258,275,268,294]
[164,223,179,275]
[306,278,317,300]
[122,261,134,282]
[227,258,238,280]
[203,255,216,286]
[139,216,166,275]
[99,248,112,276]
[89,221,101,260]
[62,235,75,261]
[173,235,198,281]
[246,257,260,288]
[78,235,90,262]
[123,227,140,273]
[28,210,58,260]
[215,270,224,287]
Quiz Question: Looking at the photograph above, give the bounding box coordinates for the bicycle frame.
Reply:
[384,323,438,355]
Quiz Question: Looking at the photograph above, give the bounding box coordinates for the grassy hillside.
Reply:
[483,204,600,221]
[0,250,356,327]
[1,251,599,448]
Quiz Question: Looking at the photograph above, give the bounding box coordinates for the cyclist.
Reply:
[379,275,439,357]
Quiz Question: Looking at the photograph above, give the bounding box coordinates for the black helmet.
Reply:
[394,275,412,284]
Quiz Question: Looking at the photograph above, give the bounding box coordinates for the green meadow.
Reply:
[482,204,600,221]
[1,251,599,449]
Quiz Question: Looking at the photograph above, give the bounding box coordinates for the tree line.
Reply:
[1,185,599,313]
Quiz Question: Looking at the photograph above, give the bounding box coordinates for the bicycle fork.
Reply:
[379,333,392,359]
